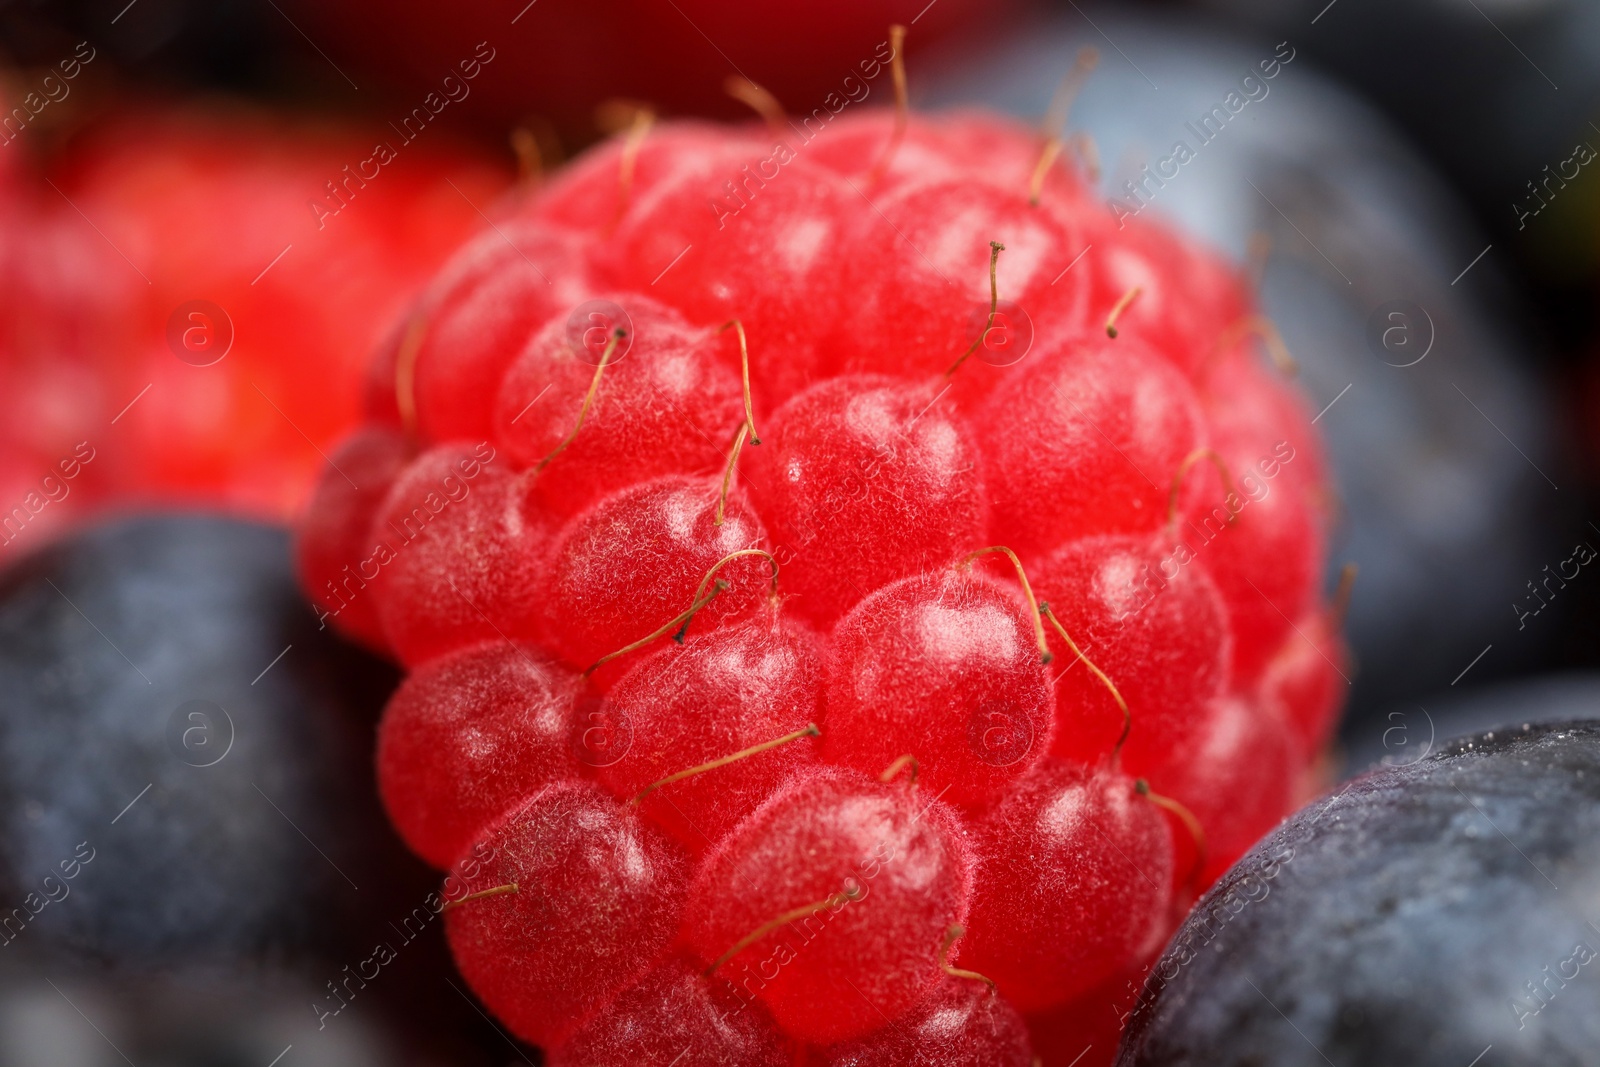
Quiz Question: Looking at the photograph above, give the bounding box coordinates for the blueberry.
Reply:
[1117,719,1600,1066]
[0,514,518,1063]
[1197,0,1600,227]
[0,514,405,967]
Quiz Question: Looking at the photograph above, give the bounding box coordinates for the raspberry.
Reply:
[960,760,1174,1012]
[1035,534,1231,775]
[1139,695,1298,889]
[608,157,855,404]
[493,295,741,517]
[1025,965,1148,1067]
[296,87,1341,1064]
[443,781,689,1046]
[402,221,594,443]
[682,766,973,1044]
[1081,213,1251,377]
[1259,607,1349,761]
[744,374,987,625]
[376,640,587,868]
[10,103,504,524]
[1195,357,1328,683]
[978,337,1205,557]
[836,178,1085,388]
[551,955,794,1067]
[293,425,410,651]
[806,975,1035,1065]
[824,560,1055,806]
[532,125,757,232]
[539,475,771,676]
[596,607,825,852]
[370,442,547,666]
[1186,471,1322,684]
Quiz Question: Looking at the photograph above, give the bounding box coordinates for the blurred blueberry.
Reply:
[1119,718,1600,1066]
[0,514,514,1065]
[1193,0,1600,252]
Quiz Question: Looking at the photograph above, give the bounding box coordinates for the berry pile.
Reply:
[297,94,1343,1064]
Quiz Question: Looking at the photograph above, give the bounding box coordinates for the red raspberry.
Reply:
[551,955,795,1067]
[596,606,826,852]
[376,640,587,868]
[1025,964,1149,1067]
[400,221,594,443]
[824,562,1055,806]
[444,781,689,1046]
[8,103,505,529]
[292,425,410,650]
[370,442,547,666]
[296,92,1342,1064]
[806,975,1035,1066]
[836,177,1087,389]
[960,760,1174,1012]
[1080,213,1251,378]
[682,767,973,1044]
[1139,695,1298,889]
[1259,607,1349,762]
[493,295,741,517]
[744,374,987,626]
[1034,534,1231,775]
[978,337,1205,556]
[1196,356,1329,683]
[607,156,855,404]
[539,475,771,676]
[530,125,756,232]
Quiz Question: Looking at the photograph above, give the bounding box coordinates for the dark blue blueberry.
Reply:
[0,515,517,1064]
[1119,718,1600,1066]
